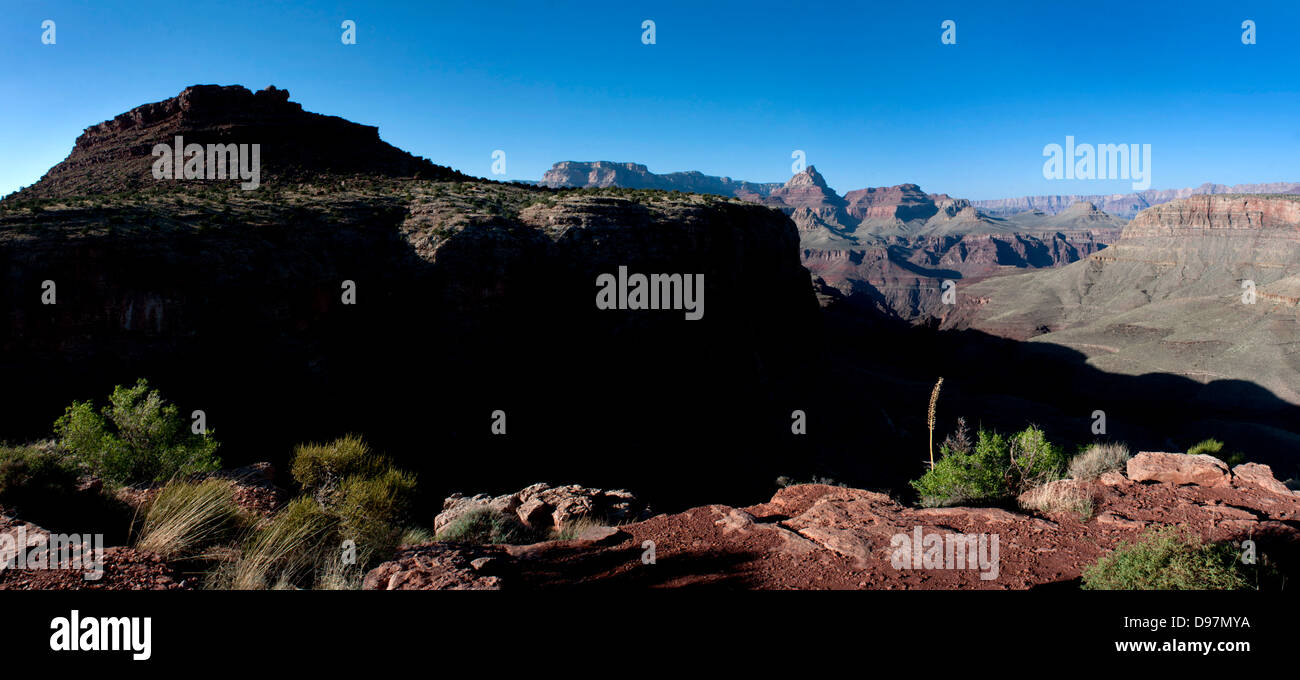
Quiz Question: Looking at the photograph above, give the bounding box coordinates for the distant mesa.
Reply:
[14,84,467,200]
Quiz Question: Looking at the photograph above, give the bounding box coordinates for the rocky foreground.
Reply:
[363,452,1299,590]
[3,452,1296,590]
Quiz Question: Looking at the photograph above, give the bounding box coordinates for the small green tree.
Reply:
[54,379,220,486]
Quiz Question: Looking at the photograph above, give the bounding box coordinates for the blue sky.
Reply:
[2,0,1298,199]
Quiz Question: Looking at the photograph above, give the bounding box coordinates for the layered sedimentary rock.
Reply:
[540,161,782,198]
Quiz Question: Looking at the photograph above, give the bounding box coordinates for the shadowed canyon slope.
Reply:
[0,86,820,511]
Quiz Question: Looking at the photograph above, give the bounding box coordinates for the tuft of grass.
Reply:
[550,515,608,541]
[399,526,436,546]
[135,479,245,559]
[216,497,338,590]
[1069,442,1131,481]
[1082,526,1257,590]
[435,508,541,545]
[1186,438,1246,466]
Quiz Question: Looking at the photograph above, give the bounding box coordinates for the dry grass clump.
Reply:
[135,479,245,559]
[1068,442,1131,481]
[1019,480,1095,521]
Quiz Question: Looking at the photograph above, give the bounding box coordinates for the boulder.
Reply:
[362,544,503,591]
[1126,452,1230,487]
[433,483,650,535]
[1231,463,1294,496]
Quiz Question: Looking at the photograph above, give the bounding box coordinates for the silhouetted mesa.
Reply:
[14,84,467,200]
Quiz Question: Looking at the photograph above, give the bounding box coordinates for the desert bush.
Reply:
[912,425,1066,506]
[1081,526,1255,590]
[1068,442,1131,481]
[135,480,245,559]
[54,379,220,486]
[436,508,539,545]
[335,467,418,565]
[290,434,386,495]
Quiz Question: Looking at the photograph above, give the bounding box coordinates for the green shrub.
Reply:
[53,379,220,486]
[1081,527,1254,590]
[136,479,246,559]
[0,444,81,511]
[911,429,1008,506]
[290,434,385,494]
[436,508,539,545]
[911,425,1066,507]
[335,467,418,565]
[1068,442,1131,481]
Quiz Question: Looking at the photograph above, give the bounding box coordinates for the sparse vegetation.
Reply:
[53,379,220,486]
[210,435,419,589]
[435,508,540,545]
[1081,526,1260,590]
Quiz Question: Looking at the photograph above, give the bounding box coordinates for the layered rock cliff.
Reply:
[972,182,1300,220]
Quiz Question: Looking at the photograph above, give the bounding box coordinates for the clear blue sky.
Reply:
[2,0,1298,199]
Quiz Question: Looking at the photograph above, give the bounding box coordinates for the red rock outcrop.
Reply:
[361,461,1299,590]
